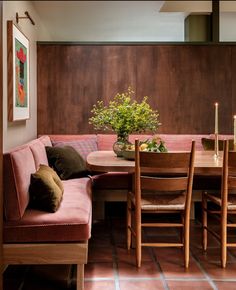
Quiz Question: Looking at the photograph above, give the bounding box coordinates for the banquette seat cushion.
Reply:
[4,177,92,243]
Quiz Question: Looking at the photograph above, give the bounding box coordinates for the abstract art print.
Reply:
[7,21,30,121]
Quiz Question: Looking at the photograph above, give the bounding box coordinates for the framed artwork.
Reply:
[7,21,30,121]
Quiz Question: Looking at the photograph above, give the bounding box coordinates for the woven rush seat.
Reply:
[129,191,186,211]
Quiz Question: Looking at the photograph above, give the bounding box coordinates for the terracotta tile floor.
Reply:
[3,212,236,290]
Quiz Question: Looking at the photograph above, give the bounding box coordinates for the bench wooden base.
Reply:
[3,242,88,290]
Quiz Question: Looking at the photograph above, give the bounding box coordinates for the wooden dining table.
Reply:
[87,150,223,219]
[87,150,223,176]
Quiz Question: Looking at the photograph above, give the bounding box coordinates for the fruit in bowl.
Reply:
[123,136,168,159]
[142,137,168,153]
[125,144,135,151]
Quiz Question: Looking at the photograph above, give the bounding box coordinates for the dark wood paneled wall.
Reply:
[37,44,235,135]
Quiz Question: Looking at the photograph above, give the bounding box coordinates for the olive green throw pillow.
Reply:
[201,138,234,151]
[46,146,88,180]
[29,164,64,212]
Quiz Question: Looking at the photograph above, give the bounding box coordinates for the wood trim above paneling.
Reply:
[37,41,236,46]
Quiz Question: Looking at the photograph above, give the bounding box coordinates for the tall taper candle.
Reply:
[215,103,218,134]
[234,115,236,147]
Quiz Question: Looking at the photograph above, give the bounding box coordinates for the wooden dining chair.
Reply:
[127,139,195,268]
[202,139,236,268]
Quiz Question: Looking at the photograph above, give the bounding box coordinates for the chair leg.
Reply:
[76,264,84,290]
[180,214,184,244]
[221,210,227,268]
[184,218,190,268]
[202,191,208,251]
[127,196,132,250]
[135,208,141,268]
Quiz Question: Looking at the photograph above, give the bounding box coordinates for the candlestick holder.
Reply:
[214,133,219,158]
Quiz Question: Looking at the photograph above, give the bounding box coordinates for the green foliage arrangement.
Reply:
[89,88,161,138]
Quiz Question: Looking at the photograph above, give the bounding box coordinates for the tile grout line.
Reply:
[115,277,162,281]
[85,277,114,282]
[149,247,170,290]
[190,250,219,290]
[144,226,170,290]
[110,218,121,290]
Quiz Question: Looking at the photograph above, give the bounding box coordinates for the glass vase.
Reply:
[113,135,129,157]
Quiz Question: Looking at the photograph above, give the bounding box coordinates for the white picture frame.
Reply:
[7,21,30,121]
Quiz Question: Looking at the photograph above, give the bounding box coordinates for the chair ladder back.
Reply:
[130,139,196,269]
[140,176,188,192]
[134,139,195,204]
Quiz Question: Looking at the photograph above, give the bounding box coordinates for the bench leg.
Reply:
[77,264,84,290]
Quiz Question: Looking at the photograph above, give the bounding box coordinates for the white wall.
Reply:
[220,12,236,41]
[2,1,51,151]
[34,1,185,42]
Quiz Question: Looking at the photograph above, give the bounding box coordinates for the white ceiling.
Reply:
[32,1,236,42]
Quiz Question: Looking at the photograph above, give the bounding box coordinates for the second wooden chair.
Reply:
[127,139,195,268]
[202,139,236,268]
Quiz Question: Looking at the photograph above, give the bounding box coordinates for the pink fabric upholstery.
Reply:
[209,134,234,140]
[97,134,207,151]
[52,138,98,161]
[128,134,152,143]
[4,146,36,221]
[4,178,92,243]
[48,134,97,142]
[97,134,152,150]
[29,139,49,169]
[158,134,209,151]
[38,135,52,147]
[97,134,117,150]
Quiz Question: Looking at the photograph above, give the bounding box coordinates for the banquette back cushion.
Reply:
[4,136,51,221]
[48,134,209,151]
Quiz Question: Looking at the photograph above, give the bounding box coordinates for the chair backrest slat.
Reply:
[140,152,191,169]
[141,176,188,191]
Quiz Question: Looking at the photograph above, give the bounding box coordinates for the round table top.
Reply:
[87,150,223,176]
